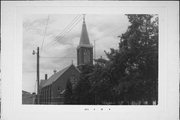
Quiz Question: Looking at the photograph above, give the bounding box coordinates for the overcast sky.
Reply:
[23,14,130,93]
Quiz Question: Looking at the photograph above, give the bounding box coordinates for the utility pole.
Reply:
[33,47,40,104]
[94,40,96,60]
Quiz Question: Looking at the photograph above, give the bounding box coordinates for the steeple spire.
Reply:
[83,14,85,23]
[78,14,92,47]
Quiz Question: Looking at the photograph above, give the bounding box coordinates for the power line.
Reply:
[23,70,49,73]
[40,56,76,59]
[54,15,81,41]
[46,15,82,49]
[51,17,82,47]
[41,15,50,52]
[55,15,80,39]
[51,16,82,48]
[45,15,81,48]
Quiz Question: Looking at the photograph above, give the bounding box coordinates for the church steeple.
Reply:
[78,15,92,48]
[77,15,93,66]
[83,14,85,23]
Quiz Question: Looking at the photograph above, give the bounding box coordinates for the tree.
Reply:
[94,14,158,104]
[71,64,94,104]
[124,14,158,104]
[68,14,158,105]
[109,14,158,104]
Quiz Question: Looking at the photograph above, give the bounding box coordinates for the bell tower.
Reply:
[77,15,93,66]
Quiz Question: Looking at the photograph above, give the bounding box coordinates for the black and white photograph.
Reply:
[22,14,158,105]
[1,1,179,120]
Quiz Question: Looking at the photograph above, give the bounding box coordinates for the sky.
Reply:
[23,14,130,93]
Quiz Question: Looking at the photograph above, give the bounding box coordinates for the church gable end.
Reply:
[51,65,80,104]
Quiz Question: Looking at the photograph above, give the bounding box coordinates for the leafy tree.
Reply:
[71,64,94,104]
[106,14,158,104]
[95,14,158,104]
[68,14,158,105]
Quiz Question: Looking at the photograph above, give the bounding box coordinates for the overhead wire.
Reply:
[51,17,82,47]
[41,15,50,52]
[54,15,81,41]
[40,56,76,59]
[45,15,80,48]
[46,15,82,49]
[50,16,82,48]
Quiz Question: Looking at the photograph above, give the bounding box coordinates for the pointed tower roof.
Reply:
[78,15,93,48]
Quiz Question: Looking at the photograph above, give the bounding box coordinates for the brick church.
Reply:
[39,16,93,104]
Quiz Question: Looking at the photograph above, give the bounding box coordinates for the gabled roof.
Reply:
[41,64,80,88]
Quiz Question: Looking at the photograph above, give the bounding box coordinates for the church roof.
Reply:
[40,64,80,88]
[78,17,93,48]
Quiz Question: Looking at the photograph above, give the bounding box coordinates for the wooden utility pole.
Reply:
[33,47,40,104]
[94,40,96,60]
[37,47,40,104]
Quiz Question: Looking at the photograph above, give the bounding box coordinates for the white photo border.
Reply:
[1,1,179,120]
